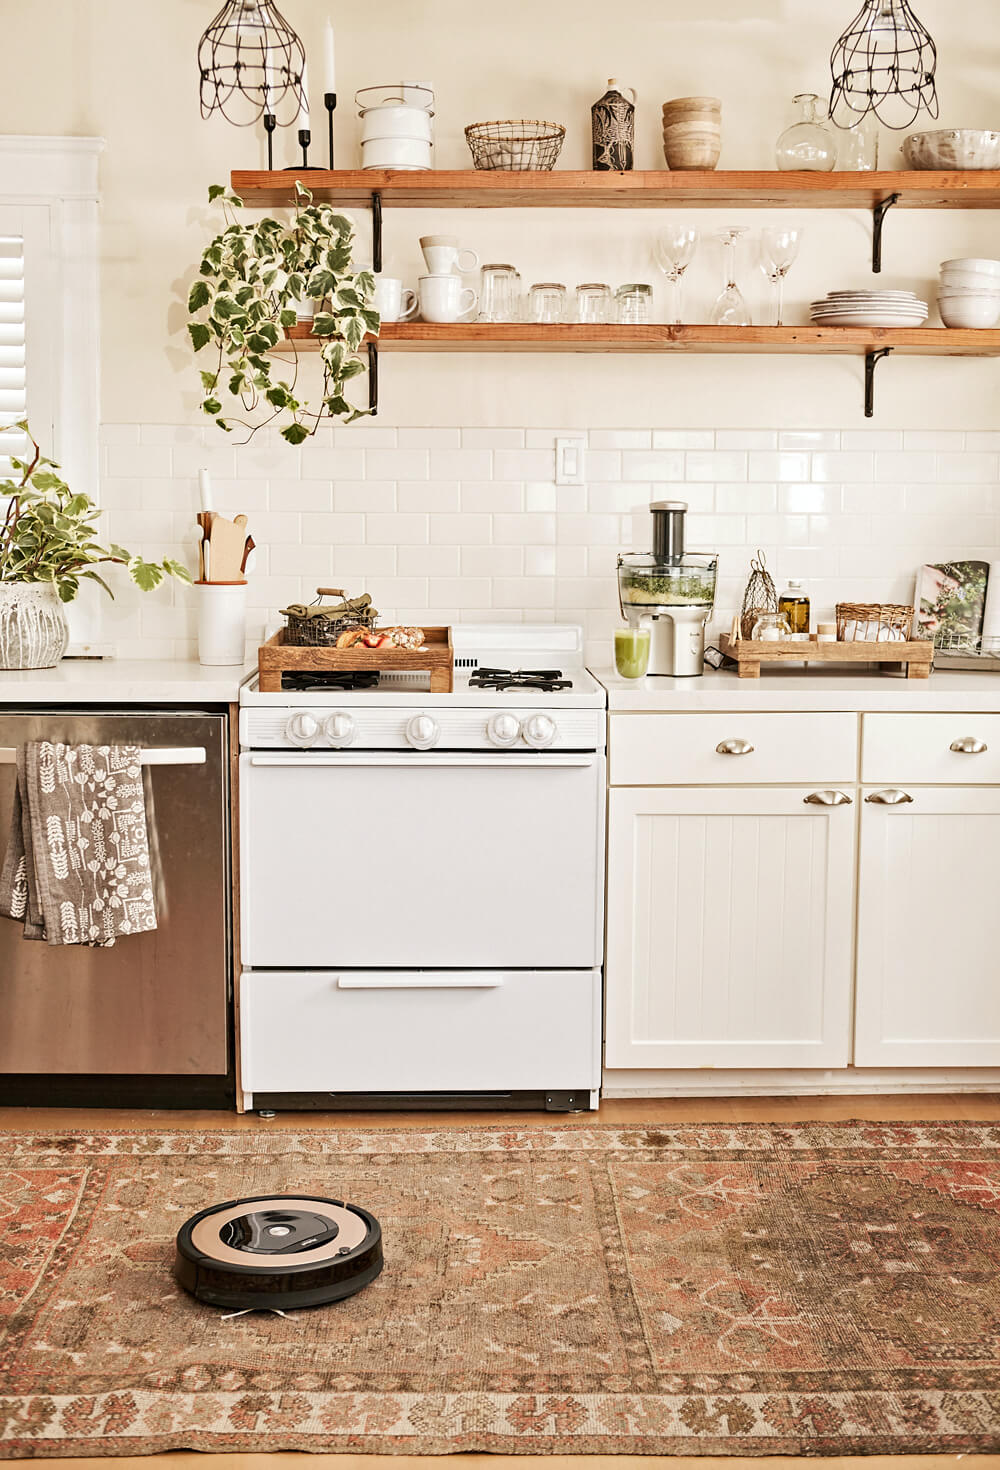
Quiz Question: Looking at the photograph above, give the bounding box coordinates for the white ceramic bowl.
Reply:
[903,129,1000,170]
[940,268,1000,290]
[941,257,1000,276]
[360,136,433,170]
[937,285,1000,299]
[938,296,1000,328]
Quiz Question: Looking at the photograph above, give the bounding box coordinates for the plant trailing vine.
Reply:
[187,181,379,445]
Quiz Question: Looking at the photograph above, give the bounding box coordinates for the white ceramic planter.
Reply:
[0,582,70,669]
[196,581,247,666]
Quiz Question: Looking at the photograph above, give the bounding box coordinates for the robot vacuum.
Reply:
[174,1194,383,1309]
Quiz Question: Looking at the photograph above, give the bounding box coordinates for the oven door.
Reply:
[241,750,605,968]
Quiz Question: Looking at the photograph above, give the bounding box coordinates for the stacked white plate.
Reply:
[938,258,1000,329]
[809,290,929,328]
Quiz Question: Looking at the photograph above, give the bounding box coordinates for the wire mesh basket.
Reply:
[278,588,378,647]
[464,119,566,171]
[932,630,1000,669]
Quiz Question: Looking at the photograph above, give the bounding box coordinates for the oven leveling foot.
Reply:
[545,1090,599,1113]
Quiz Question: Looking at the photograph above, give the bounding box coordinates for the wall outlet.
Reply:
[555,436,586,485]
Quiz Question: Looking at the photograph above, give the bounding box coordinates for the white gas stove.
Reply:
[238,625,607,1115]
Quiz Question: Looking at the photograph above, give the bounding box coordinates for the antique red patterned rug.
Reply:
[1,1122,1000,1457]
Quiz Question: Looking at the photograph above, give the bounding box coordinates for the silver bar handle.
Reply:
[248,754,594,768]
[950,736,988,754]
[716,739,755,756]
[865,788,914,805]
[0,746,206,767]
[336,974,502,990]
[803,790,853,806]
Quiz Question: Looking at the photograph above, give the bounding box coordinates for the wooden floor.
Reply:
[2,1095,999,1470]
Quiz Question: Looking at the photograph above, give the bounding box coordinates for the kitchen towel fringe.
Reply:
[0,741,157,946]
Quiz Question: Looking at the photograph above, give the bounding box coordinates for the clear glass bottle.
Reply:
[775,94,838,172]
[778,578,810,633]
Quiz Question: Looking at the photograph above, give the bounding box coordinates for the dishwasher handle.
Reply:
[0,746,206,766]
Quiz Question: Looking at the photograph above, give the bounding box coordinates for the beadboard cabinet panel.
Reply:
[855,787,1000,1066]
[605,787,855,1069]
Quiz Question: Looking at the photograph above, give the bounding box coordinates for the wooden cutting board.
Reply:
[208,514,249,583]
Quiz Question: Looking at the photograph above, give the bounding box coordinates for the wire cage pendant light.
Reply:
[829,0,938,130]
[198,0,305,126]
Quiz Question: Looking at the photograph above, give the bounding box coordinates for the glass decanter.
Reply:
[775,93,838,172]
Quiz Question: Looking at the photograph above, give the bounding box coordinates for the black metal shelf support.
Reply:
[872,192,900,273]
[368,340,379,415]
[371,191,383,273]
[864,346,892,417]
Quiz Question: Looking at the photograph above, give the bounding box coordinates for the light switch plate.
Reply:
[555,436,586,485]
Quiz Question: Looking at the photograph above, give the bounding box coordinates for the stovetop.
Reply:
[468,667,574,693]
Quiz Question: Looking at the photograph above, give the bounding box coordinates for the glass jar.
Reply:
[525,282,567,323]
[778,578,810,633]
[775,93,838,171]
[615,282,653,324]
[479,263,520,322]
[575,282,612,324]
[750,610,793,642]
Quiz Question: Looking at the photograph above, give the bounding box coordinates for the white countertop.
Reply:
[0,658,255,705]
[591,665,1000,713]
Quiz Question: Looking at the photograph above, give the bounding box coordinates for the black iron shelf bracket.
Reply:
[864,346,892,417]
[371,191,383,273]
[872,192,901,274]
[367,340,379,416]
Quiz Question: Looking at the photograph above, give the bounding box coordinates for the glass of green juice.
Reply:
[614,624,651,679]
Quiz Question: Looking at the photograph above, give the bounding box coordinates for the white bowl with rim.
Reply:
[940,257,1000,276]
[938,296,1000,328]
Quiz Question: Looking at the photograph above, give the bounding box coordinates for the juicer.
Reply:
[617,502,717,677]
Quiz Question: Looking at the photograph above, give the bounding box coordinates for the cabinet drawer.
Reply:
[240,970,601,1094]
[863,713,1000,785]
[610,712,858,786]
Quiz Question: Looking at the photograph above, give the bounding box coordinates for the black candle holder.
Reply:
[263,113,277,170]
[283,128,321,170]
[324,92,337,168]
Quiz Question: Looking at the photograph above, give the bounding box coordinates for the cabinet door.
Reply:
[605,787,855,1069]
[855,787,1000,1066]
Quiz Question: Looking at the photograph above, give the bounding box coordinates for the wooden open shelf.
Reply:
[232,168,1000,211]
[275,322,1000,356]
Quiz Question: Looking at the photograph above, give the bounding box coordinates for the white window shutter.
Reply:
[0,235,27,478]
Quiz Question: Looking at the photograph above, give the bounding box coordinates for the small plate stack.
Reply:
[938,258,1000,328]
[809,290,929,328]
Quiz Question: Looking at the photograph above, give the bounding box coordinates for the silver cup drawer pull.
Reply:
[716,739,755,756]
[803,790,853,806]
[865,789,914,805]
[950,736,988,754]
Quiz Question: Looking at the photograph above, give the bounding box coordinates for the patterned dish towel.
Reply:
[0,742,157,946]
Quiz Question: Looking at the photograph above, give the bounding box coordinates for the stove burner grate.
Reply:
[469,666,572,693]
[281,670,382,693]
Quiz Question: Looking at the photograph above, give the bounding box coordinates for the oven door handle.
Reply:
[336,973,504,989]
[248,754,596,768]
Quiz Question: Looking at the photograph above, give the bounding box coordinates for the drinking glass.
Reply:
[615,282,653,324]
[759,226,803,326]
[479,263,520,322]
[575,282,613,323]
[838,117,879,170]
[710,227,751,326]
[614,623,651,678]
[652,225,699,324]
[525,282,567,323]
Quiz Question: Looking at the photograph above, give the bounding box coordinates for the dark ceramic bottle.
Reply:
[592,79,636,172]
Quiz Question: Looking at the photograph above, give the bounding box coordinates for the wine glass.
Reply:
[710,226,751,326]
[651,225,698,324]
[759,226,803,326]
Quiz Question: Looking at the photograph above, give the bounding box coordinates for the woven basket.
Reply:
[836,601,914,642]
[464,120,566,171]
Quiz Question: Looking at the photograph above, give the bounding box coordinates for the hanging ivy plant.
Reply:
[187,182,379,445]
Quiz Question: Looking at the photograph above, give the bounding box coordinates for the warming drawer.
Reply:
[240,969,602,1095]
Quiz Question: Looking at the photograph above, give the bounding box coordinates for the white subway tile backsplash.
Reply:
[461,481,524,513]
[778,430,840,451]
[397,481,462,512]
[365,448,429,479]
[748,451,810,482]
[332,480,394,512]
[718,430,776,450]
[462,546,523,576]
[398,545,461,576]
[332,545,397,577]
[524,482,557,512]
[427,577,492,607]
[685,450,747,482]
[397,428,462,448]
[903,430,967,450]
[107,444,172,478]
[429,448,494,480]
[873,451,936,483]
[621,450,684,482]
[365,512,428,544]
[652,430,714,449]
[462,428,524,448]
[493,449,556,481]
[300,448,365,480]
[716,483,777,512]
[589,429,650,449]
[493,513,556,545]
[779,484,840,514]
[937,451,998,482]
[332,426,398,447]
[430,513,491,544]
[811,451,874,483]
[298,512,360,543]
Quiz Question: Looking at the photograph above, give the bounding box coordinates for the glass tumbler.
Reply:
[615,282,653,324]
[525,282,567,323]
[575,282,612,323]
[478,263,520,322]
[614,622,651,679]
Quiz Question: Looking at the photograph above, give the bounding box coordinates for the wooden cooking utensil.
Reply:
[196,512,216,583]
[207,514,249,583]
[240,535,256,574]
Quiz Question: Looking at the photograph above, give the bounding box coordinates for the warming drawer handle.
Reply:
[950,736,988,754]
[335,974,504,990]
[0,745,206,766]
[248,755,595,768]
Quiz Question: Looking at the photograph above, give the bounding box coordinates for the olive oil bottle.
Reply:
[778,578,810,634]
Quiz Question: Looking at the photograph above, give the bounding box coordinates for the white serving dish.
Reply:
[938,297,1000,328]
[937,285,1000,299]
[361,136,433,170]
[903,129,1000,170]
[811,311,929,327]
[360,105,434,142]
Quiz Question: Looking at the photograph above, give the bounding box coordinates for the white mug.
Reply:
[372,276,418,323]
[419,274,478,323]
[420,234,480,275]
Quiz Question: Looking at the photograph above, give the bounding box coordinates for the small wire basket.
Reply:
[836,602,914,642]
[464,119,566,171]
[279,588,378,647]
[739,550,778,639]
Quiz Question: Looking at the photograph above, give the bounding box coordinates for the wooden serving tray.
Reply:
[719,632,932,680]
[258,626,454,693]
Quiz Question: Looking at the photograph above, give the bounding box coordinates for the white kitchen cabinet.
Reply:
[605,786,856,1069]
[855,787,1000,1066]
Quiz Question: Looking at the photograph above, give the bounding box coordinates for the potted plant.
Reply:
[188,182,379,445]
[0,424,191,670]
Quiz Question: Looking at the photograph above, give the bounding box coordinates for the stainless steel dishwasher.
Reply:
[0,709,232,1107]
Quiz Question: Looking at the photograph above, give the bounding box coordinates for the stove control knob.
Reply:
[325,712,356,748]
[523,712,557,750]
[487,712,521,748]
[406,713,440,750]
[286,710,320,748]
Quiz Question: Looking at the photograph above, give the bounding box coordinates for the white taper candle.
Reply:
[323,20,335,96]
[297,61,310,131]
[198,467,214,512]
